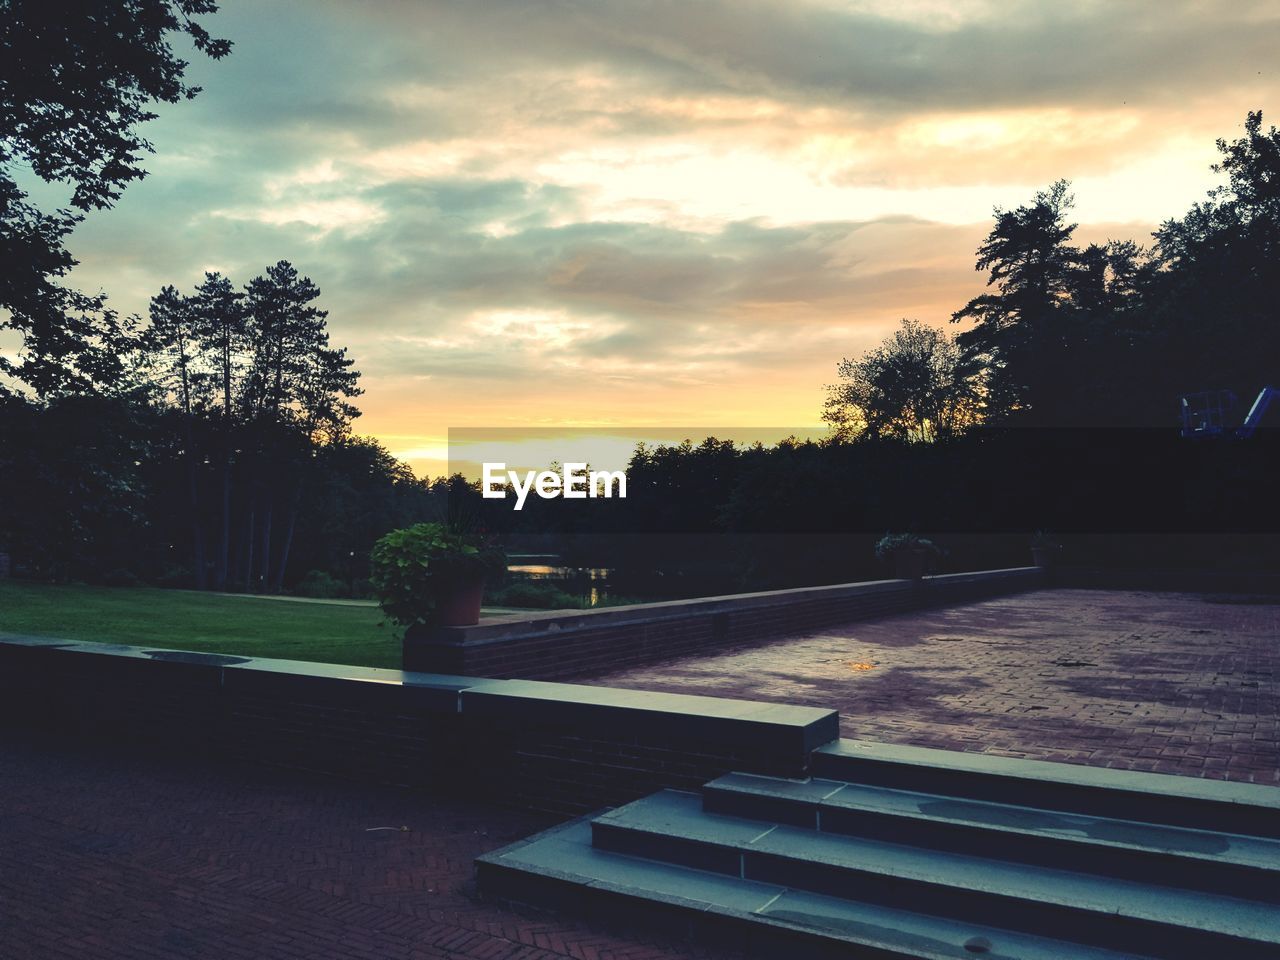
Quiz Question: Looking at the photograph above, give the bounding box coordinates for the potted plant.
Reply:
[875,533,942,580]
[370,522,505,631]
[1030,531,1062,569]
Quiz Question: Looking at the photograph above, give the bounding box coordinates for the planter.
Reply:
[433,576,486,626]
[893,549,929,580]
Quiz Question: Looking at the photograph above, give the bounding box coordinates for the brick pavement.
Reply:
[4,588,1276,960]
[591,589,1280,785]
[0,731,743,960]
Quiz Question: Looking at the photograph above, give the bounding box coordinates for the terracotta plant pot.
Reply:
[433,577,486,626]
[893,549,929,580]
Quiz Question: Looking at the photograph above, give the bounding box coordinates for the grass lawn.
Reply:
[0,580,402,669]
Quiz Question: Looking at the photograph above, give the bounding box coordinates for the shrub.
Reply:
[874,532,943,562]
[295,569,347,598]
[488,580,583,610]
[370,522,505,627]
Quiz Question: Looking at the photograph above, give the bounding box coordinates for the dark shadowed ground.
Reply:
[0,731,742,960]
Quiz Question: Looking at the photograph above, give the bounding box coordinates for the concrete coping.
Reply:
[425,567,1043,647]
[458,677,839,754]
[0,632,839,759]
[818,739,1280,810]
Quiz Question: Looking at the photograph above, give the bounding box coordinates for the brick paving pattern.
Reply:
[593,589,1280,785]
[0,731,742,960]
[4,588,1276,960]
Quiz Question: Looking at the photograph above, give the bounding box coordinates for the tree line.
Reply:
[2,260,431,590]
[493,113,1280,591]
[2,4,1275,593]
[142,262,361,591]
[826,112,1280,439]
[0,4,443,592]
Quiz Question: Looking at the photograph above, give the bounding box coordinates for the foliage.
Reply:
[0,392,152,581]
[295,569,349,599]
[5,100,1280,598]
[488,580,584,610]
[0,176,143,395]
[874,533,942,562]
[948,180,1148,425]
[136,262,363,592]
[1145,110,1280,413]
[825,320,981,441]
[1,2,229,396]
[240,261,362,438]
[369,522,505,627]
[937,111,1280,429]
[0,387,439,589]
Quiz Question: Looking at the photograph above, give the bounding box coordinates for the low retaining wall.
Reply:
[0,634,837,815]
[409,567,1046,680]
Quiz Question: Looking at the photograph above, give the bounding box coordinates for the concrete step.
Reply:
[811,740,1280,838]
[477,817,1150,960]
[703,771,1280,902]
[589,790,1280,959]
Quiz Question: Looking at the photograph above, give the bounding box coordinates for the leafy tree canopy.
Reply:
[1,0,231,210]
[825,319,980,442]
[0,1,229,397]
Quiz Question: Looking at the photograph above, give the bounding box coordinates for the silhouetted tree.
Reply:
[0,392,153,580]
[0,2,230,396]
[825,319,981,441]
[147,285,209,585]
[132,262,360,592]
[191,272,249,589]
[1150,110,1280,403]
[952,180,1079,422]
[239,261,362,591]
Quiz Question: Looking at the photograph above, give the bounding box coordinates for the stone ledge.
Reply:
[459,678,838,758]
[815,739,1280,809]
[428,568,1039,647]
[407,567,1046,679]
[0,633,838,792]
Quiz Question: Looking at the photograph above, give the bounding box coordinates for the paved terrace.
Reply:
[0,729,743,960]
[3,587,1275,959]
[591,589,1280,785]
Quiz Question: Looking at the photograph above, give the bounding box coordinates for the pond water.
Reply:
[505,563,614,605]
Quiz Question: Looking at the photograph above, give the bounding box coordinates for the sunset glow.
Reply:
[37,0,1280,476]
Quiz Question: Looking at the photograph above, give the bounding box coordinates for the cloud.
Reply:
[21,0,1278,455]
[330,1,1273,105]
[150,0,1280,199]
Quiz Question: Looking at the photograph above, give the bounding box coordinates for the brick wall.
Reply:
[410,567,1045,680]
[0,636,837,815]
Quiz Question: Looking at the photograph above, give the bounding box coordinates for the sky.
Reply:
[18,0,1280,476]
